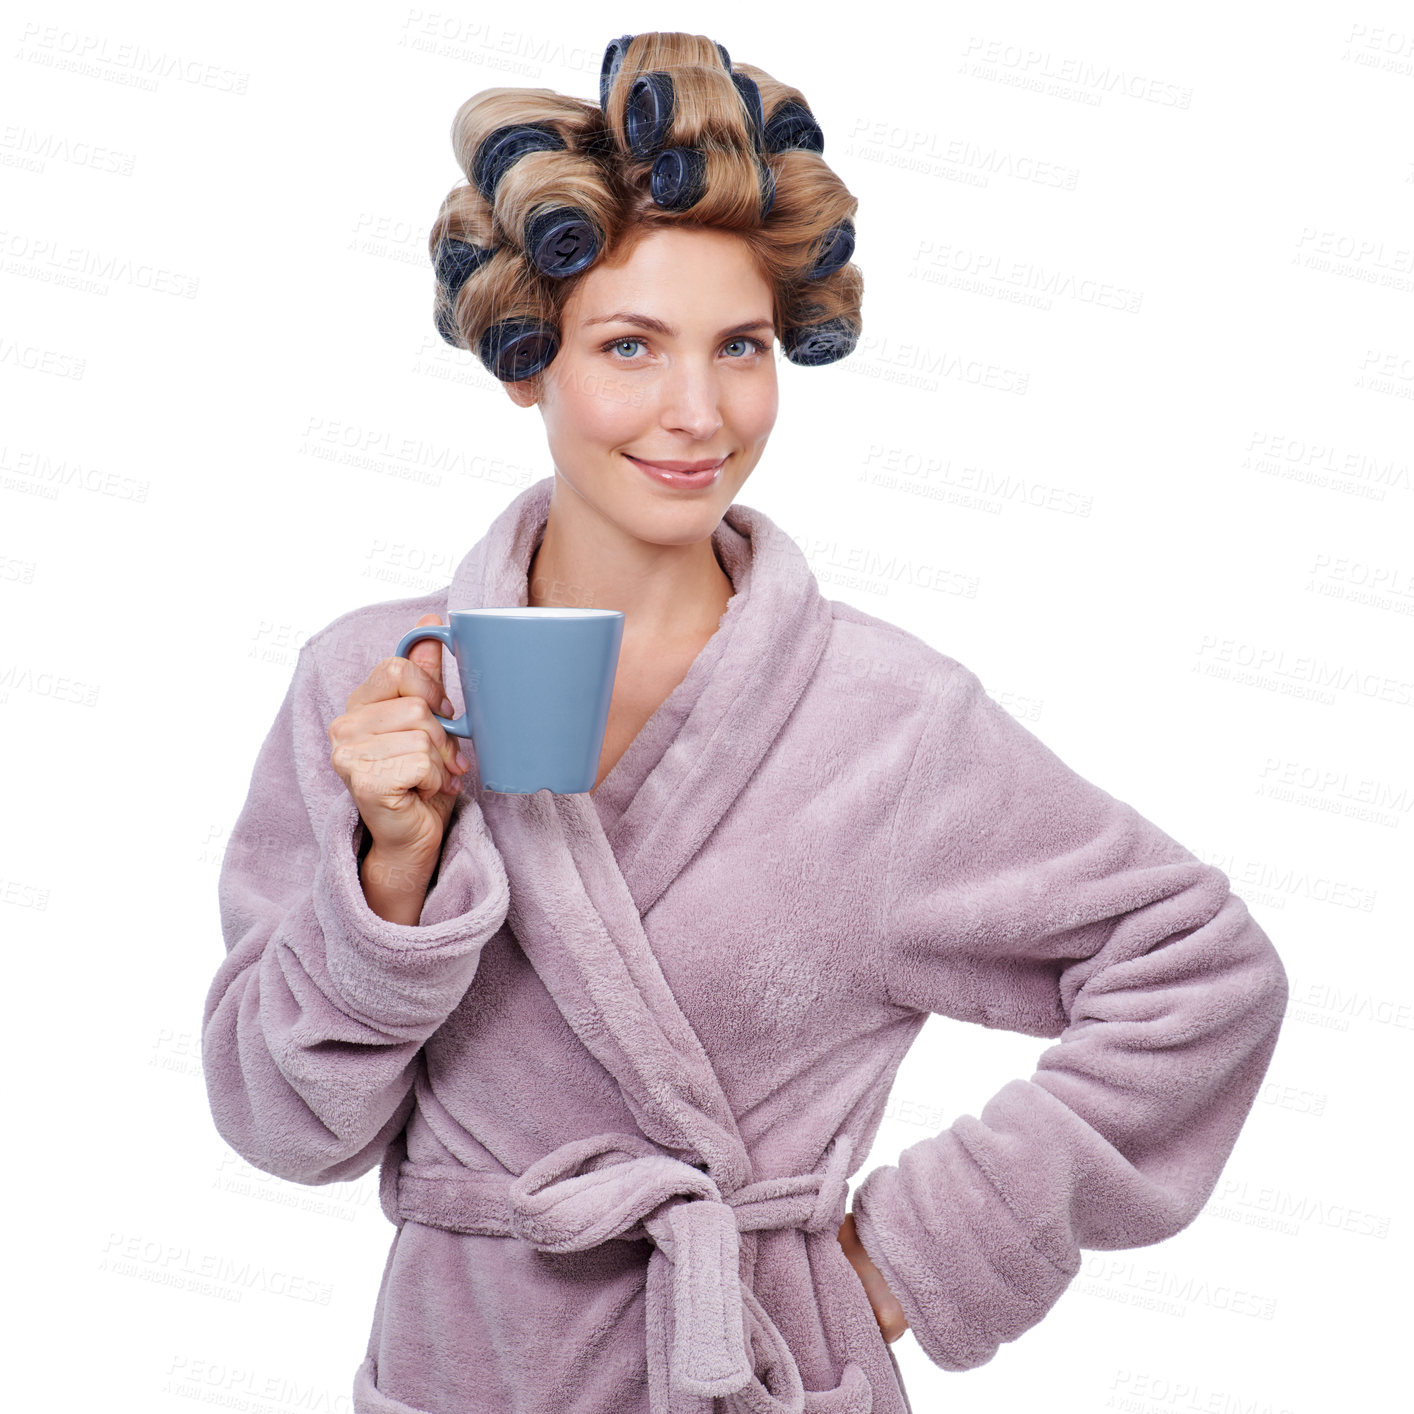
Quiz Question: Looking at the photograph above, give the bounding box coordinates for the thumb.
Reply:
[408,612,449,708]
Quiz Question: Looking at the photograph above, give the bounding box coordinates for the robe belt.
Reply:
[392,1131,857,1409]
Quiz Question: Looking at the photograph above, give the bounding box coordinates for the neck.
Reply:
[526,479,734,649]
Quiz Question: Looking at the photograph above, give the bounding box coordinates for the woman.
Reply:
[202,32,1290,1414]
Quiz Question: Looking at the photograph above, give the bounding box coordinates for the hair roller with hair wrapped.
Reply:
[623,70,715,214]
[599,34,635,112]
[431,234,560,380]
[783,315,859,366]
[435,237,496,299]
[432,236,496,346]
[478,318,560,382]
[763,99,825,155]
[650,147,707,210]
[727,67,773,215]
[599,33,733,118]
[805,219,855,281]
[623,71,675,158]
[731,72,766,153]
[604,36,773,219]
[471,122,601,278]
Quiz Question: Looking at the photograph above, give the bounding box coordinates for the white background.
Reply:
[5,2,1410,1410]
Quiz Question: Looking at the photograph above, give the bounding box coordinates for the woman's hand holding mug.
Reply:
[328,613,470,920]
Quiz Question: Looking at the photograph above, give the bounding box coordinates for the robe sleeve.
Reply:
[850,665,1289,1371]
[201,639,510,1186]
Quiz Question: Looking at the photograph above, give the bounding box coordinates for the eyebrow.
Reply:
[581,312,775,340]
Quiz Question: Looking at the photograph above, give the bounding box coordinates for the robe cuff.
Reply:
[311,789,510,1028]
[849,1108,1078,1373]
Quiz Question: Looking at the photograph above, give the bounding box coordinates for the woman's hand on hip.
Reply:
[837,1211,909,1343]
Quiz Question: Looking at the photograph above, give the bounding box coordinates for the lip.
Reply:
[624,453,727,489]
[626,455,728,472]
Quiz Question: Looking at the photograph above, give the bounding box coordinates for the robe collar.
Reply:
[446,474,834,916]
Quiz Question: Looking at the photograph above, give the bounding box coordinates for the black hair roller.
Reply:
[472,123,563,203]
[731,72,766,154]
[434,305,460,346]
[433,238,496,347]
[805,220,855,280]
[624,71,675,158]
[650,148,707,210]
[782,316,858,366]
[599,34,636,113]
[434,237,496,299]
[649,148,771,217]
[522,206,599,277]
[478,317,560,381]
[763,99,825,155]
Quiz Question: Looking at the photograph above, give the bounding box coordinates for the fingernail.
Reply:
[455,751,470,772]
[440,697,453,716]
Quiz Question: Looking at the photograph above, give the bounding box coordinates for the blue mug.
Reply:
[394,609,624,794]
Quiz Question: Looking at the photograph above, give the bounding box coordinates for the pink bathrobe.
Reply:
[202,475,1289,1414]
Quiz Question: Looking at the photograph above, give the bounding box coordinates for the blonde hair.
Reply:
[428,31,863,383]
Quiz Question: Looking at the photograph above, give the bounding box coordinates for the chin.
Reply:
[624,501,726,547]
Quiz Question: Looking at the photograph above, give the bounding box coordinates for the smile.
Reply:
[625,454,727,488]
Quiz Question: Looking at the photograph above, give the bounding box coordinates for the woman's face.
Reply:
[508,225,779,548]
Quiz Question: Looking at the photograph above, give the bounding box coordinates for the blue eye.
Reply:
[598,334,768,361]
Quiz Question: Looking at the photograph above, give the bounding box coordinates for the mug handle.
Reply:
[393,623,472,739]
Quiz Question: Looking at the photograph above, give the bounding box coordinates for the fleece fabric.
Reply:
[202,474,1289,1414]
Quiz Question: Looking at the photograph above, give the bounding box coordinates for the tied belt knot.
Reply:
[389,1131,866,1411]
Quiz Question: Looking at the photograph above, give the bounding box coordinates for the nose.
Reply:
[656,355,725,442]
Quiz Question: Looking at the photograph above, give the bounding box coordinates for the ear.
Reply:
[502,375,543,408]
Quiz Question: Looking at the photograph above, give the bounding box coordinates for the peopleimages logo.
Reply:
[959,35,1194,108]
[15,23,250,95]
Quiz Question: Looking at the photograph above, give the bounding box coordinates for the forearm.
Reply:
[206,792,509,1184]
[865,665,1291,1371]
